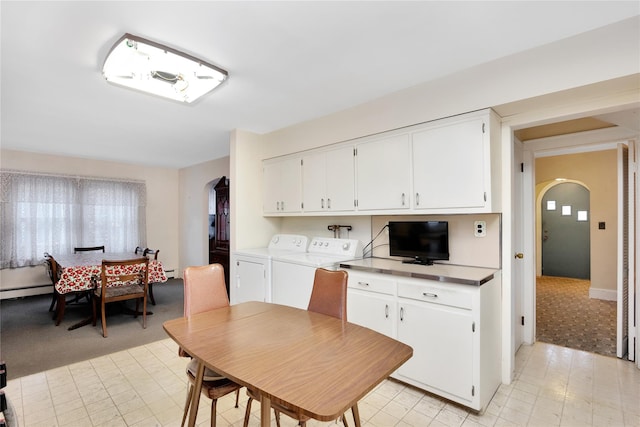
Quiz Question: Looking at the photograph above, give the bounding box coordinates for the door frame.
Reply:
[522,134,636,346]
[501,100,640,378]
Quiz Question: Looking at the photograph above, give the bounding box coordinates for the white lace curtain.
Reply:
[0,171,146,268]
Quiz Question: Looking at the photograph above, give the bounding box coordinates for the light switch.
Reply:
[474,221,486,237]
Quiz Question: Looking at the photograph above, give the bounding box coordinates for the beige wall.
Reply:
[535,150,618,296]
[178,156,230,272]
[0,149,180,297]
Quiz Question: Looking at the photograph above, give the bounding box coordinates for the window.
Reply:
[0,171,146,268]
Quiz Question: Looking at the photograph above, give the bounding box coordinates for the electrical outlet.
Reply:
[474,220,486,237]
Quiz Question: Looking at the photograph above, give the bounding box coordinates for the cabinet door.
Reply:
[412,118,486,209]
[303,146,354,213]
[356,134,411,211]
[232,259,267,304]
[263,157,302,214]
[397,299,474,401]
[347,289,395,338]
[325,145,355,212]
[302,151,326,212]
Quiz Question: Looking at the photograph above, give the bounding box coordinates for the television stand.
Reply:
[402,258,433,266]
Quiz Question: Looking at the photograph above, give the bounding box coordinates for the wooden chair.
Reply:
[143,248,159,260]
[143,248,160,304]
[44,253,60,312]
[243,268,358,427]
[181,263,241,427]
[91,258,149,338]
[74,245,105,253]
[46,252,91,326]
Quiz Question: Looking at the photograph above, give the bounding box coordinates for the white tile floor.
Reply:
[5,339,640,427]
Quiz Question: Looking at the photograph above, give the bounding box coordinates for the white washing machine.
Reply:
[272,237,362,309]
[231,234,308,305]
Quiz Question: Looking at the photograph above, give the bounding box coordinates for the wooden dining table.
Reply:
[163,301,413,427]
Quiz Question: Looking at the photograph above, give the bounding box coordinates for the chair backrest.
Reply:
[43,252,59,285]
[183,264,229,317]
[99,257,149,294]
[307,268,349,321]
[134,246,145,255]
[144,248,159,260]
[74,245,105,253]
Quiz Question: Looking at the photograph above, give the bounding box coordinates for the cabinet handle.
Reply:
[321,198,324,209]
[385,304,389,319]
[400,306,404,321]
[281,201,284,210]
[357,281,369,287]
[401,193,406,206]
[415,192,420,206]
[327,198,331,209]
[423,292,438,298]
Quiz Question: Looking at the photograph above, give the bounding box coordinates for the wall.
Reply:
[535,150,617,297]
[230,18,639,383]
[0,149,180,298]
[178,156,230,273]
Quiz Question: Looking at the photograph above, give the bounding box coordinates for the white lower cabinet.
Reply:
[345,269,501,412]
[347,271,395,338]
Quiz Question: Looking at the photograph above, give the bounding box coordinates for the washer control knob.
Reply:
[342,242,350,250]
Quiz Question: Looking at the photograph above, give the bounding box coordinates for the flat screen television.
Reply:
[388,221,449,265]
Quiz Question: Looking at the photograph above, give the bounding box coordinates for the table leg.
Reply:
[187,360,205,427]
[260,394,271,427]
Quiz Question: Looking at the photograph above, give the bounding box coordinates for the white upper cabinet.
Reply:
[355,133,411,211]
[263,156,302,214]
[262,109,500,216]
[412,116,487,210]
[302,145,355,213]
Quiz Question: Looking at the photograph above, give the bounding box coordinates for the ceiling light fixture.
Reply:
[102,33,228,104]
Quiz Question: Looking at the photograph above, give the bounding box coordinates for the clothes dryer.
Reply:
[271,237,362,309]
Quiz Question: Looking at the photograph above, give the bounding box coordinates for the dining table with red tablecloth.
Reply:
[53,252,167,295]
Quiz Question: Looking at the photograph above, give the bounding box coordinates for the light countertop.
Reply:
[340,257,498,286]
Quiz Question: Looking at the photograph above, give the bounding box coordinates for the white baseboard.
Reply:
[0,286,51,300]
[589,287,617,301]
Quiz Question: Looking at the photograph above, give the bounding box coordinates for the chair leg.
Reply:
[142,295,147,329]
[148,283,156,305]
[235,389,240,408]
[181,384,193,427]
[92,295,97,326]
[341,413,349,427]
[274,410,281,427]
[351,404,361,427]
[49,291,56,312]
[54,293,65,326]
[242,396,253,427]
[210,398,218,427]
[101,300,108,337]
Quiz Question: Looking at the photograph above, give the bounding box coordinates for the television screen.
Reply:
[388,221,449,265]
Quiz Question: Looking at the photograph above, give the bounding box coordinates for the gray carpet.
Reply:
[0,278,184,380]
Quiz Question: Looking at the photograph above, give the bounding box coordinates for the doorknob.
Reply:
[514,253,524,259]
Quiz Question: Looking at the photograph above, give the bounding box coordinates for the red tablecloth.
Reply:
[53,252,167,294]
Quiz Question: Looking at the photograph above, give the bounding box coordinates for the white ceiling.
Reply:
[1,1,638,168]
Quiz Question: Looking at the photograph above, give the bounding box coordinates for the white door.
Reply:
[617,141,637,361]
[512,138,525,352]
